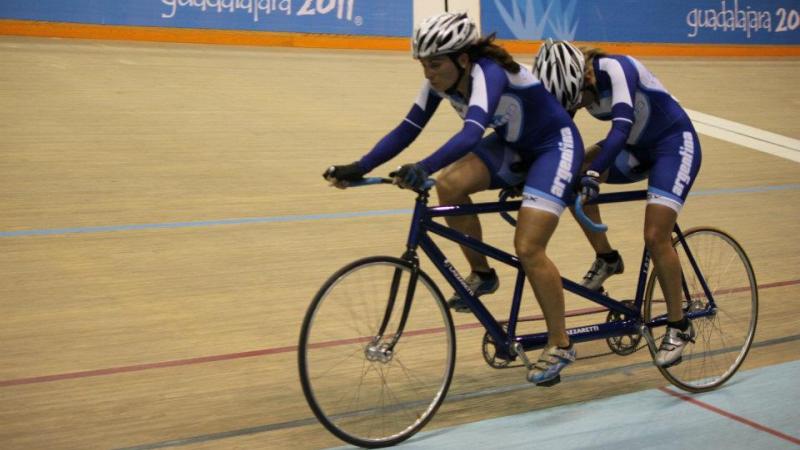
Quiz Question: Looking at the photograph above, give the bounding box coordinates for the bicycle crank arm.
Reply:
[639,324,659,360]
[512,342,534,370]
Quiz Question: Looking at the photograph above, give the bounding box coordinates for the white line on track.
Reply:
[686,109,800,163]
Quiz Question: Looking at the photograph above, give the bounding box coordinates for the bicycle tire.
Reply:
[298,256,456,448]
[644,227,758,392]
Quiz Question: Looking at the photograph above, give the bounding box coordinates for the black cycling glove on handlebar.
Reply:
[579,170,601,202]
[323,161,366,182]
[390,163,429,190]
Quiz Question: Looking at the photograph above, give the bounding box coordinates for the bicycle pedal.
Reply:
[535,375,561,387]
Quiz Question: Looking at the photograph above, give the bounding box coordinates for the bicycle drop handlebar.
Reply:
[574,195,608,232]
[496,189,608,232]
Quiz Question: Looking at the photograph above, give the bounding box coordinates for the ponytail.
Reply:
[466,33,520,73]
[579,46,608,66]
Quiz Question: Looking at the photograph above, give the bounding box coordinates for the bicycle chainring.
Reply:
[605,300,643,356]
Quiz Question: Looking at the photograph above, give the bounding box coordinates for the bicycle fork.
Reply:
[365,250,420,363]
[366,192,435,360]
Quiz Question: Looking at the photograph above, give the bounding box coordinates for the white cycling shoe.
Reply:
[655,321,696,368]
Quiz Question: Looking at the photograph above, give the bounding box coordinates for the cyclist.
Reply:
[532,39,702,367]
[324,12,585,385]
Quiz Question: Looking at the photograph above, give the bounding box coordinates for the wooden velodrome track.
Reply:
[1,36,798,449]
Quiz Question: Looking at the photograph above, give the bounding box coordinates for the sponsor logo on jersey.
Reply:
[551,127,575,198]
[672,132,695,197]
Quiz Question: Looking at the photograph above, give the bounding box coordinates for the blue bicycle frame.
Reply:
[393,183,719,362]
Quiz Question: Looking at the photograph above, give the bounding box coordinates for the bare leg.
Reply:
[435,153,492,272]
[569,203,614,254]
[515,207,569,348]
[644,203,683,322]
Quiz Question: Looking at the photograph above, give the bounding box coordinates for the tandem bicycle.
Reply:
[298,177,758,448]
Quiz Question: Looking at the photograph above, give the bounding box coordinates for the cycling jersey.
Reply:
[585,55,702,211]
[358,57,584,213]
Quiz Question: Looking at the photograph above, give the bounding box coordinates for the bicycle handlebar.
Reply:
[348,177,394,186]
[574,195,608,233]
[498,188,520,227]
[497,189,609,232]
[348,177,436,191]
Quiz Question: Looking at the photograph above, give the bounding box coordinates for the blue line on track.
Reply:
[0,209,411,238]
[2,184,799,238]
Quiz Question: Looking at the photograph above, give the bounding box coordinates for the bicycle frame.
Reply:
[391,188,719,362]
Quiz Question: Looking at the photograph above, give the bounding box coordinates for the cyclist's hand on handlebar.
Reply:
[390,163,429,190]
[323,161,366,188]
[579,170,601,202]
[500,183,524,199]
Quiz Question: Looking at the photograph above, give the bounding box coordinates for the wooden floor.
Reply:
[1,36,798,449]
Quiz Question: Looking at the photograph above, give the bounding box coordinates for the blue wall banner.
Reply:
[2,0,798,52]
[482,0,800,45]
[0,0,413,37]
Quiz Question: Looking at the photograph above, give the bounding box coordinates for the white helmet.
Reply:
[412,12,479,59]
[532,39,585,110]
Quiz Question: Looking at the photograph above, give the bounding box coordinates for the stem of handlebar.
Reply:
[574,196,608,232]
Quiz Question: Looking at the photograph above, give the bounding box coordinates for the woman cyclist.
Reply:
[324,13,585,385]
[532,39,702,368]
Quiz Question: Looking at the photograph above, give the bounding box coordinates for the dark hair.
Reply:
[465,33,520,73]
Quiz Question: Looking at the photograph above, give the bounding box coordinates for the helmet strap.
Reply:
[581,82,599,106]
[445,52,469,96]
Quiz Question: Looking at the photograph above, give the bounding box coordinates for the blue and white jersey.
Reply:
[586,55,690,175]
[359,57,575,174]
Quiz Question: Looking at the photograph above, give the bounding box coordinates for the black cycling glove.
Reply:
[390,163,429,190]
[323,161,366,182]
[579,170,601,202]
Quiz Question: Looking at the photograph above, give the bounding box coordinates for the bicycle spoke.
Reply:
[645,228,757,392]
[299,257,455,446]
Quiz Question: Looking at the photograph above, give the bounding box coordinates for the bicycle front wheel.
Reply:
[644,227,758,392]
[298,256,456,448]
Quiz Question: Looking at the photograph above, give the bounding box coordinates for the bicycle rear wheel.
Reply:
[644,227,758,392]
[298,256,456,448]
